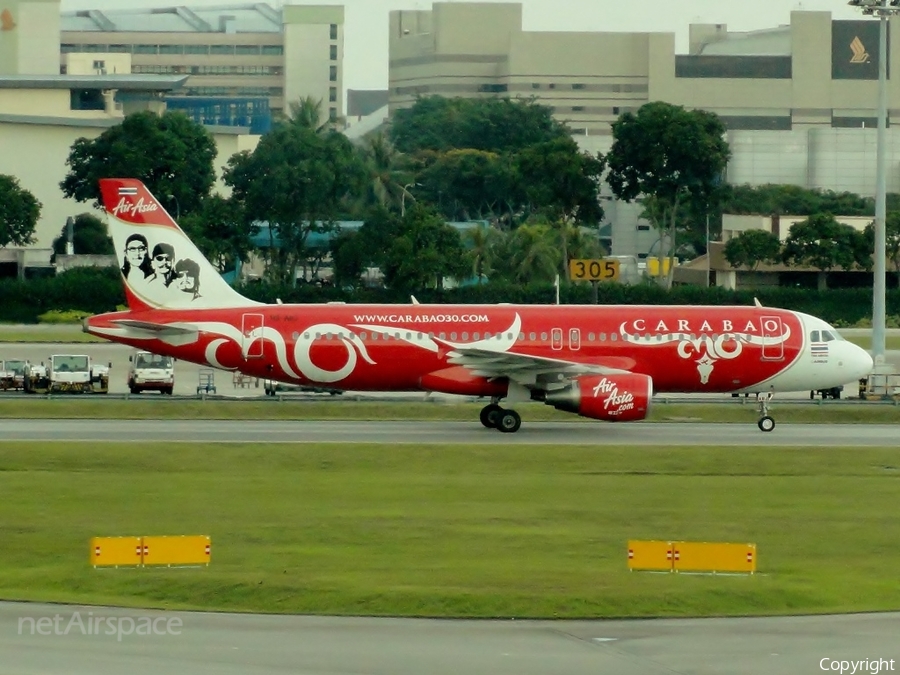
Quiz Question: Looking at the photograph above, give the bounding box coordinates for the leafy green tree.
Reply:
[865,212,900,288]
[417,148,517,221]
[51,213,112,256]
[0,174,40,247]
[178,195,254,274]
[726,184,873,217]
[379,203,469,290]
[328,229,369,289]
[723,229,782,271]
[224,122,367,285]
[604,102,730,288]
[782,214,871,288]
[60,111,217,214]
[390,96,568,154]
[516,137,604,276]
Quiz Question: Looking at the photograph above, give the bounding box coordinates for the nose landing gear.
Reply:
[756,391,775,432]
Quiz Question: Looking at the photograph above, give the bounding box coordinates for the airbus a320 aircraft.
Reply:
[84,178,873,433]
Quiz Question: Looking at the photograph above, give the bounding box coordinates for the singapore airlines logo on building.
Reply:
[850,36,870,64]
[1,8,17,31]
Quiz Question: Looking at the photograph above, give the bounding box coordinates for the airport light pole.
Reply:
[848,0,900,380]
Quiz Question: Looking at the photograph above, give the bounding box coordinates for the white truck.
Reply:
[24,354,110,394]
[0,359,27,391]
[128,351,175,395]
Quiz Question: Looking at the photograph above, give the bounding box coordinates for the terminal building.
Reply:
[390,3,900,258]
[59,3,346,131]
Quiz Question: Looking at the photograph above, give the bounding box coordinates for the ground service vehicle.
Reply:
[24,355,110,394]
[0,359,27,390]
[128,351,175,394]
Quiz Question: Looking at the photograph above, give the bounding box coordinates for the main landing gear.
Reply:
[756,391,775,432]
[479,400,521,433]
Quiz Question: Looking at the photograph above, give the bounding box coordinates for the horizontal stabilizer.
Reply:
[112,319,197,335]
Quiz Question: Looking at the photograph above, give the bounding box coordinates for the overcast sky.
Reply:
[59,0,866,92]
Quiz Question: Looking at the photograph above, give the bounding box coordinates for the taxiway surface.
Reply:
[2,418,897,446]
[3,602,898,675]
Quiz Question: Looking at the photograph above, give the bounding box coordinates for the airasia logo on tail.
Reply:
[112,197,159,219]
[592,377,635,416]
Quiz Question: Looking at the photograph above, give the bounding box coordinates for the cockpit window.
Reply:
[822,330,836,342]
[810,330,820,342]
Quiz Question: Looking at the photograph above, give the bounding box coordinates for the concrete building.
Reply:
[389,3,900,261]
[0,0,261,267]
[60,3,345,125]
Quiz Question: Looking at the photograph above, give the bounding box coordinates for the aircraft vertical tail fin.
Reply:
[99,179,259,311]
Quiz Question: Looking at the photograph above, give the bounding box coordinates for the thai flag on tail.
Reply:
[118,186,138,196]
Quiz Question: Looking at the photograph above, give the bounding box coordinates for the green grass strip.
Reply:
[1,442,899,618]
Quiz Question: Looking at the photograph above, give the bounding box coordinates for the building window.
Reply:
[330,65,338,81]
[330,44,338,61]
[637,224,651,231]
[210,44,235,55]
[329,107,337,121]
[108,44,130,53]
[70,89,105,111]
[572,106,584,112]
[159,44,183,55]
[329,86,337,102]
[184,44,209,55]
[261,45,284,56]
[572,83,585,90]
[532,83,540,89]
[548,83,556,89]
[330,23,338,40]
[92,60,105,71]
[134,44,158,54]
[236,45,260,56]
[613,106,620,115]
[61,43,76,53]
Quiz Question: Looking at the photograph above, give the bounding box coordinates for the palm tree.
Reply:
[465,224,496,284]
[506,223,561,284]
[281,96,337,134]
[364,132,411,211]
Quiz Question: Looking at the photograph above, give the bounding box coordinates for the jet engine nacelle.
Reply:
[544,373,652,422]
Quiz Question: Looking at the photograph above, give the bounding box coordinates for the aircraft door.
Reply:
[569,328,581,351]
[242,313,264,359]
[551,328,563,351]
[761,315,784,361]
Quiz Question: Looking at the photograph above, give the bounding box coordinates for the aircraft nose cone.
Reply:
[849,343,875,380]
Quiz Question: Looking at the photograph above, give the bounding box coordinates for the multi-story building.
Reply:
[389,3,900,258]
[60,3,345,130]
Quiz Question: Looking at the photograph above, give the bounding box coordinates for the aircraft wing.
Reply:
[444,344,633,389]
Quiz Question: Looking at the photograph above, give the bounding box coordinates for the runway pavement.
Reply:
[2,602,898,675]
[1,418,898,445]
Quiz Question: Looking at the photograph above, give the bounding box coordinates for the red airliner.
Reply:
[84,178,873,433]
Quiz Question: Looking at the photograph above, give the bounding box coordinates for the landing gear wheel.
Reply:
[497,409,521,433]
[758,416,775,432]
[480,403,503,428]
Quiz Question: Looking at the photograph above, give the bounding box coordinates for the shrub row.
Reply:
[1,268,898,326]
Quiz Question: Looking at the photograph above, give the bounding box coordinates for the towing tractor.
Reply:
[128,351,175,395]
[24,355,110,394]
